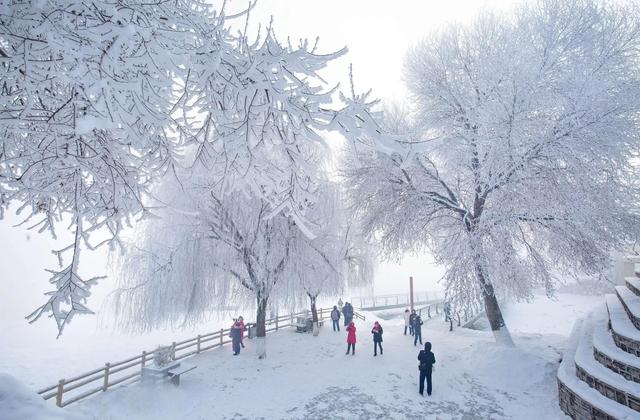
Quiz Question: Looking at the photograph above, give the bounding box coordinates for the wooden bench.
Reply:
[167,364,197,386]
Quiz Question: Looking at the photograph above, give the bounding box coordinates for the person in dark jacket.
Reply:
[413,314,423,346]
[409,310,417,336]
[418,342,436,396]
[342,302,354,326]
[331,306,341,331]
[230,320,242,355]
[371,321,383,356]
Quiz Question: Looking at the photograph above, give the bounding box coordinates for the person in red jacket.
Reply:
[346,321,356,355]
[237,316,246,348]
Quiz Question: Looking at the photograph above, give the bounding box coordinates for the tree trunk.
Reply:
[256,295,268,358]
[474,261,514,346]
[309,294,319,336]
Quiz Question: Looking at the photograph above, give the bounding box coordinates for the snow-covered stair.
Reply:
[605,294,640,357]
[615,286,640,329]
[626,277,640,297]
[558,321,638,419]
[574,322,640,411]
[559,284,640,418]
[592,318,640,384]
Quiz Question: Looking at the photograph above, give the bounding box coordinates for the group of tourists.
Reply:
[329,302,354,332]
[403,308,424,346]
[231,302,436,397]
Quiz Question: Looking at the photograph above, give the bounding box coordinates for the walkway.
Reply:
[67,310,566,419]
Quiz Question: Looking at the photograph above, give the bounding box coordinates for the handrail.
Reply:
[37,307,364,408]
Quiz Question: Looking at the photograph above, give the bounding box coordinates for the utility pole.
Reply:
[409,276,414,311]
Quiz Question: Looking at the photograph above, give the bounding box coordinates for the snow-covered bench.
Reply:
[167,364,197,386]
[294,317,324,332]
[141,362,196,386]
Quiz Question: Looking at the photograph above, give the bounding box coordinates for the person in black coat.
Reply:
[413,314,423,346]
[230,321,242,355]
[418,342,436,396]
[409,310,417,336]
[371,321,383,356]
[342,302,354,326]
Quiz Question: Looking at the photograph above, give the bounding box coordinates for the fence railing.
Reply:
[37,307,365,408]
[415,300,485,331]
[351,291,444,310]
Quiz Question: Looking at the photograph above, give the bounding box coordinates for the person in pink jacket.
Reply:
[346,322,356,355]
[237,316,246,348]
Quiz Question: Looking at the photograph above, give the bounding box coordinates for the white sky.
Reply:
[0,0,523,328]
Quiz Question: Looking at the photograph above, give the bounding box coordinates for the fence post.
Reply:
[56,379,65,407]
[427,306,431,318]
[220,328,224,346]
[103,363,110,391]
[197,335,201,353]
[436,303,440,315]
[141,351,147,367]
[290,312,294,326]
[171,342,176,360]
[275,315,279,331]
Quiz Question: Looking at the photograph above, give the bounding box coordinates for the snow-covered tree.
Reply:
[1,0,357,336]
[343,0,640,345]
[283,184,374,335]
[0,0,221,334]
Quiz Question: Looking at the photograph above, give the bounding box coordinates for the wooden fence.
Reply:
[37,307,365,408]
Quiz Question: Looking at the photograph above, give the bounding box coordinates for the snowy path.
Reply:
[64,312,569,420]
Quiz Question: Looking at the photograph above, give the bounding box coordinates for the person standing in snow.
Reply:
[409,309,417,336]
[237,316,246,348]
[371,321,383,356]
[346,321,356,355]
[444,301,451,322]
[418,342,436,396]
[230,320,242,355]
[337,298,343,309]
[413,314,424,346]
[403,308,411,335]
[342,302,353,326]
[331,305,341,331]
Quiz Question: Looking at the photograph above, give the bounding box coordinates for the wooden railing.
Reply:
[37,307,365,407]
[351,291,444,310]
[415,300,484,332]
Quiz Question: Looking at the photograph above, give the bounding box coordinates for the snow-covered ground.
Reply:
[0,290,602,419]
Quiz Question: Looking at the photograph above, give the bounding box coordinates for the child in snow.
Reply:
[331,306,341,332]
[418,342,436,396]
[371,321,383,356]
[237,316,246,348]
[346,321,356,355]
[413,314,424,346]
[403,308,411,335]
[230,320,242,355]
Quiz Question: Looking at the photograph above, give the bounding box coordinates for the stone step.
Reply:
[615,286,640,329]
[626,277,640,297]
[574,322,640,412]
[593,317,640,384]
[558,320,638,419]
[605,294,640,357]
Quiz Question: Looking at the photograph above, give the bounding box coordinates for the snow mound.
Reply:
[0,373,71,420]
